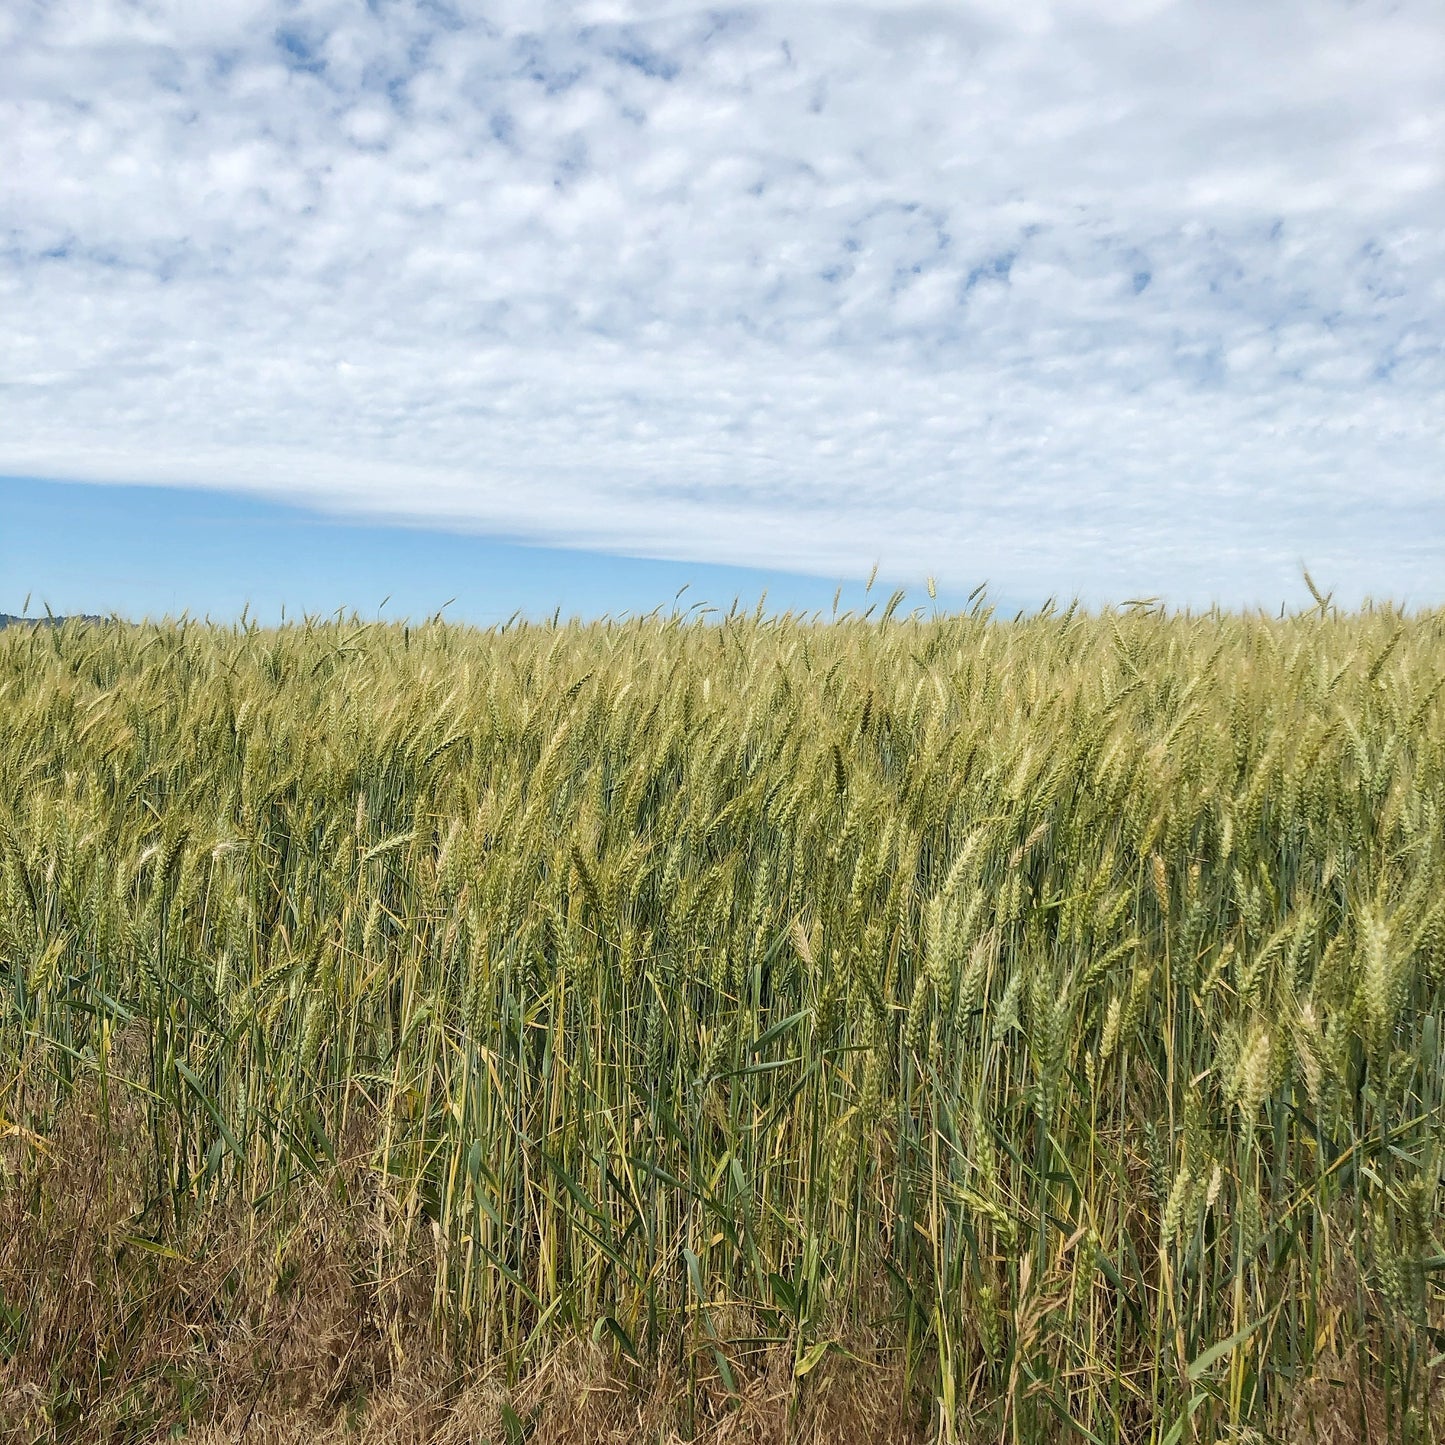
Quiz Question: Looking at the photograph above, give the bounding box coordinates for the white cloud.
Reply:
[1,0,1442,604]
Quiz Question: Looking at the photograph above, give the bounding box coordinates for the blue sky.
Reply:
[1,473,920,624]
[2,0,1442,618]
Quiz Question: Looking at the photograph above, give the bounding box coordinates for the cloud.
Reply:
[2,0,1442,604]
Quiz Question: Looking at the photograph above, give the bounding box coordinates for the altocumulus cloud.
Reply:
[2,0,1442,604]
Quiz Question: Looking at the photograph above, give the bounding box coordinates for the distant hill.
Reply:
[0,614,107,629]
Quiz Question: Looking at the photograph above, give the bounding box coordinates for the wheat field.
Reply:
[1,601,1443,1442]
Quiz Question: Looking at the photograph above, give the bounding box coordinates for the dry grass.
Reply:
[1,1100,922,1443]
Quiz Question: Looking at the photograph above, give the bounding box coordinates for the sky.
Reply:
[0,473,907,624]
[2,0,1443,621]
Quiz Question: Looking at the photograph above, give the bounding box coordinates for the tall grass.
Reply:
[1,602,1443,1440]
